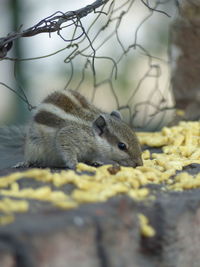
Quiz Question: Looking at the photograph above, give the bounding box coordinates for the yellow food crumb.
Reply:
[0,198,29,213]
[138,213,155,237]
[0,186,70,203]
[176,109,185,116]
[0,215,15,226]
[76,163,97,173]
[169,173,200,190]
[142,150,151,160]
[54,200,78,209]
[128,188,149,200]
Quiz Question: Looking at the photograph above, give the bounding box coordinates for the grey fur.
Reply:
[0,126,27,169]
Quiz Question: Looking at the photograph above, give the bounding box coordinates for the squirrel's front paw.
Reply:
[65,160,78,170]
[90,161,103,167]
[13,161,30,168]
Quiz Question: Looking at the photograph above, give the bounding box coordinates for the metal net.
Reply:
[0,0,179,130]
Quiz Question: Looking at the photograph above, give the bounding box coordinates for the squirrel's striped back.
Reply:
[33,89,100,128]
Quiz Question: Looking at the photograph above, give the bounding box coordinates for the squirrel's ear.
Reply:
[93,115,107,135]
[110,110,122,120]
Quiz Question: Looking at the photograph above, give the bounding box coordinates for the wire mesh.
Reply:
[0,0,179,130]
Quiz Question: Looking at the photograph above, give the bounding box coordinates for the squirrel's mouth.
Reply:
[116,159,143,168]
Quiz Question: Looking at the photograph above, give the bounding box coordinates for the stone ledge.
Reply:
[0,182,200,267]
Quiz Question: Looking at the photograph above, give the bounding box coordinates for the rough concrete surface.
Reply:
[0,163,200,267]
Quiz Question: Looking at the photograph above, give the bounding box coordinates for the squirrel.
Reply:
[0,89,143,169]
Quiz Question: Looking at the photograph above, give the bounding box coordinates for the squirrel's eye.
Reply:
[118,142,127,151]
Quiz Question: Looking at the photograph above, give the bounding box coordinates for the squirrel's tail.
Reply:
[0,126,27,169]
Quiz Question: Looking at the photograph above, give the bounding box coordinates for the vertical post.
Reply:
[170,0,200,120]
[10,0,28,123]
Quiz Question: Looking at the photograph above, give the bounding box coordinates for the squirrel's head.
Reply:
[92,111,143,168]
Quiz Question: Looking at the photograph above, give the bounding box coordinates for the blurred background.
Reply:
[0,0,178,130]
